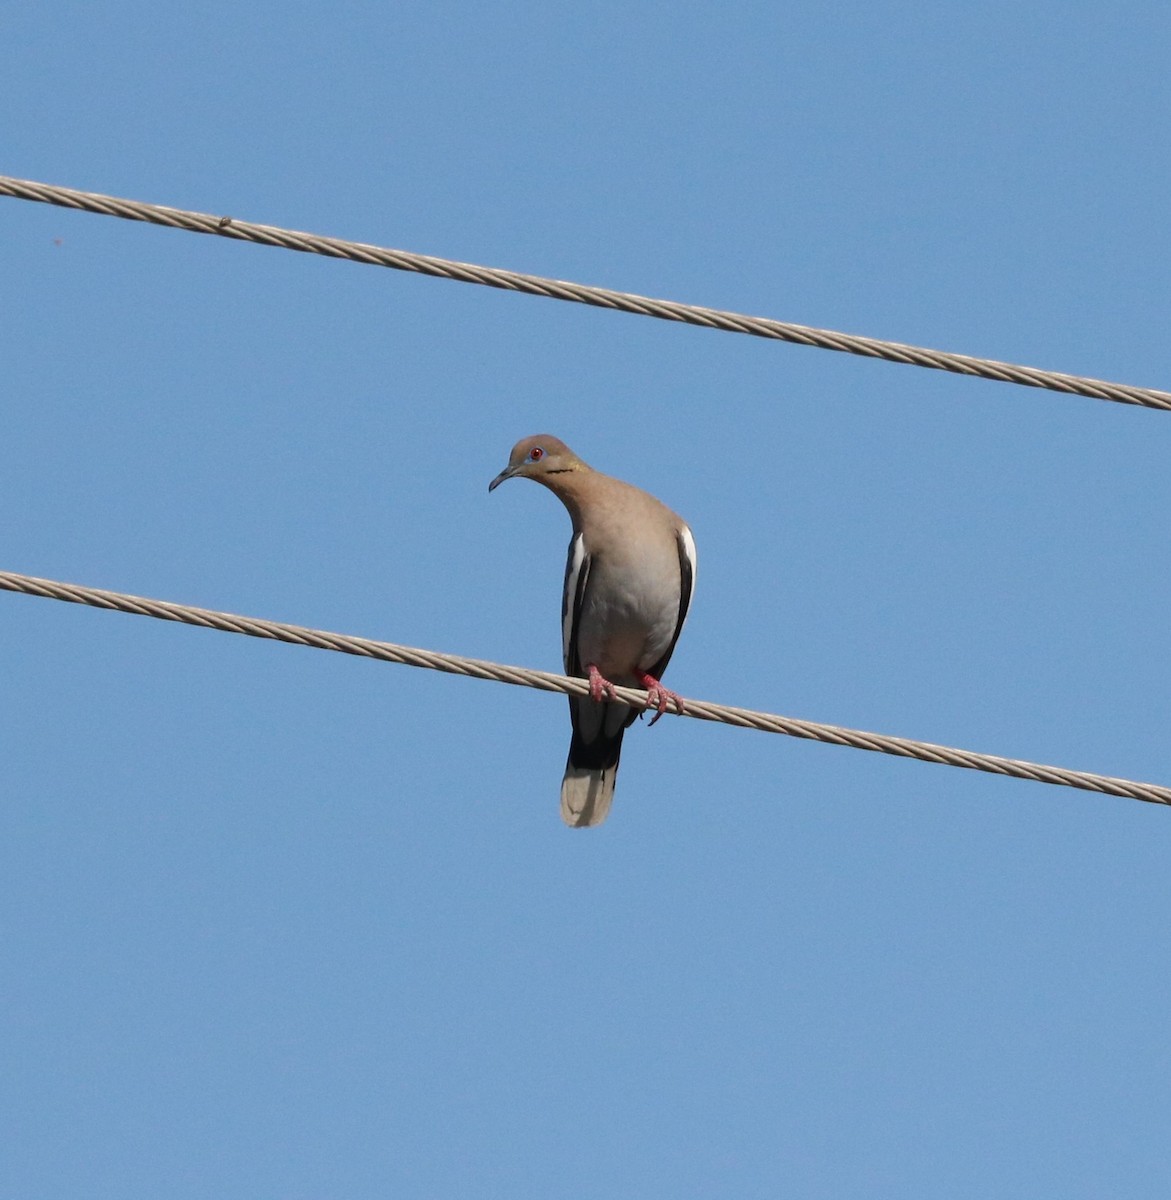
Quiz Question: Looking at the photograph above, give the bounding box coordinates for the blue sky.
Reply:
[3,2,1171,1196]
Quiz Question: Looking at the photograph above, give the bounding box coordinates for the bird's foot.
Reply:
[638,673,685,726]
[587,664,620,703]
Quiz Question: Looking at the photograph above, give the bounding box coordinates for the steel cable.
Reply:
[1,568,1167,809]
[2,174,1169,412]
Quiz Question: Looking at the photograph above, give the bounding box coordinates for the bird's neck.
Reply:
[536,467,595,529]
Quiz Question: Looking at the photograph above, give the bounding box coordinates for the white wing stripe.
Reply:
[679,524,697,624]
[562,532,587,669]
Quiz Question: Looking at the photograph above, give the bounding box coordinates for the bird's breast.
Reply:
[574,549,680,683]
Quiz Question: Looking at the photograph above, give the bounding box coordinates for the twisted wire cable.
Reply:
[2,174,1169,413]
[2,568,1167,808]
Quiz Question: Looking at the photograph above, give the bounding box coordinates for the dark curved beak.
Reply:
[488,465,517,493]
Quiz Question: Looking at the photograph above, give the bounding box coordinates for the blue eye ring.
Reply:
[527,446,545,463]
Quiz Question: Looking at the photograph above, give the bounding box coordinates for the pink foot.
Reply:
[587,663,619,703]
[638,673,685,726]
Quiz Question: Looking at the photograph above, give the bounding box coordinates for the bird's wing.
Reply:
[645,523,697,682]
[561,530,590,675]
[562,529,637,745]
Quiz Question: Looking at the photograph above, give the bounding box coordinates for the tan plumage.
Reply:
[490,435,696,827]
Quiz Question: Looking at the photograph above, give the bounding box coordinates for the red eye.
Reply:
[529,447,545,461]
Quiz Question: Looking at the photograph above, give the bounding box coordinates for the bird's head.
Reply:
[488,435,586,491]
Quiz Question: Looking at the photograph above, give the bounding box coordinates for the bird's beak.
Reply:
[488,465,517,493]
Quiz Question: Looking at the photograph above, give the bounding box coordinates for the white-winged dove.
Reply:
[490,435,696,827]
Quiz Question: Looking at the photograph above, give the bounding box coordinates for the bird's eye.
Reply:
[528,447,545,462]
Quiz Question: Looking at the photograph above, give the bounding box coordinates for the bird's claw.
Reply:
[585,666,684,724]
[639,674,685,726]
[587,664,619,704]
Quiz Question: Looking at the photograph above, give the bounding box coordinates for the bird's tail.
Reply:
[560,725,625,828]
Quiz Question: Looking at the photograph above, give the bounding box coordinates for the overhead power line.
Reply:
[2,174,1169,413]
[1,568,1167,809]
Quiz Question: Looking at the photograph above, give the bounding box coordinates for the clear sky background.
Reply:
[3,3,1170,1196]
